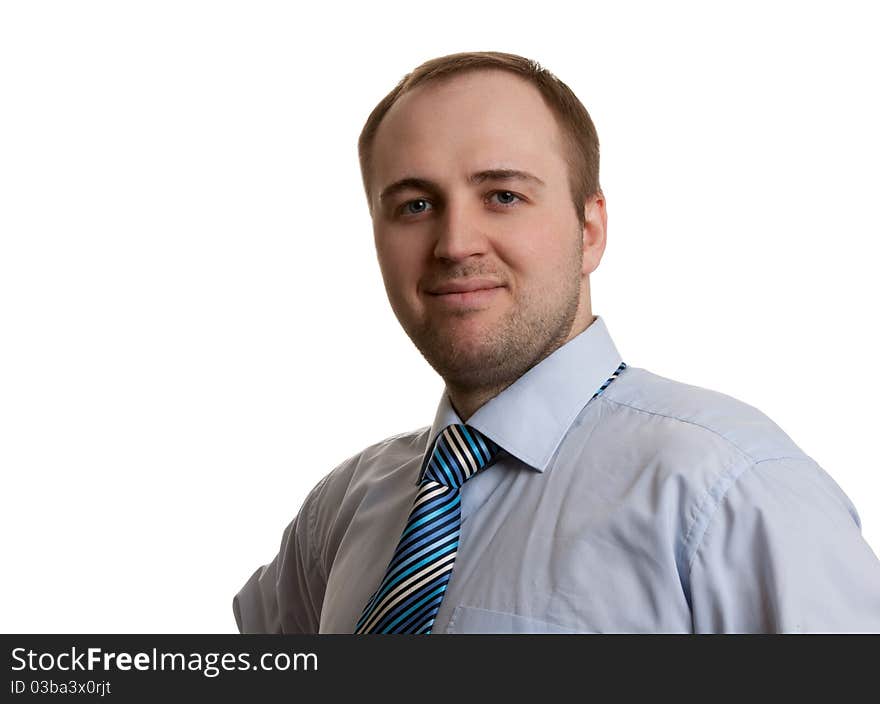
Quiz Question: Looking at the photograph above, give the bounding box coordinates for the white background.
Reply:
[1,1,878,633]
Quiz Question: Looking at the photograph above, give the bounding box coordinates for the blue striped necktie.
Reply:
[354,361,627,634]
[354,423,503,634]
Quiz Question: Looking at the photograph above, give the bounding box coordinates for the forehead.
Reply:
[371,69,567,197]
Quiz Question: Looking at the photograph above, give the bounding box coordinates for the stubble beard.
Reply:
[404,252,584,395]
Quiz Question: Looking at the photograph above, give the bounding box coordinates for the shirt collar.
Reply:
[419,315,623,481]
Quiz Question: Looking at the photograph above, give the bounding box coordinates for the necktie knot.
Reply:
[421,423,503,490]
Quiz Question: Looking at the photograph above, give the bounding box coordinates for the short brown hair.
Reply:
[358,51,602,227]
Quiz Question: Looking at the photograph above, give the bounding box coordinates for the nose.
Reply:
[432,198,490,262]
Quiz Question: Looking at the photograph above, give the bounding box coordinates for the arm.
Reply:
[688,456,880,633]
[233,477,329,634]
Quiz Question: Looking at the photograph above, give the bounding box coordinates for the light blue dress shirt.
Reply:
[234,316,880,633]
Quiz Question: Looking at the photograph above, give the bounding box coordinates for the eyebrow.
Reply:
[378,169,546,203]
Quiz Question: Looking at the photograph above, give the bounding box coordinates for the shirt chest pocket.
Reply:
[445,605,589,634]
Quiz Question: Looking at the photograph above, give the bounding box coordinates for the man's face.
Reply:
[370,69,605,393]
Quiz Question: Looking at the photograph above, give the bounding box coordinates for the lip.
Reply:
[427,278,505,295]
[426,282,505,308]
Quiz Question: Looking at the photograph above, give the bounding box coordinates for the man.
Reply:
[234,51,880,633]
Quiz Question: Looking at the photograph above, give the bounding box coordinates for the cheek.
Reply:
[376,236,404,271]
[377,230,423,265]
[376,239,423,302]
[501,223,568,278]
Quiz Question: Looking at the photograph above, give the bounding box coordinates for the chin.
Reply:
[431,341,526,385]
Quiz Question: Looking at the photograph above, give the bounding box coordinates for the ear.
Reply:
[581,192,607,276]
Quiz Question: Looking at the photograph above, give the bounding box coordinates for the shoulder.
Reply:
[596,365,809,465]
[301,425,432,522]
[596,366,866,597]
[322,426,432,487]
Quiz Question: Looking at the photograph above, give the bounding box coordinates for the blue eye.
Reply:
[397,191,523,218]
[491,191,521,206]
[402,198,433,216]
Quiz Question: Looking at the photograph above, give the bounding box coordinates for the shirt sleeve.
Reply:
[688,456,880,633]
[233,476,329,634]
